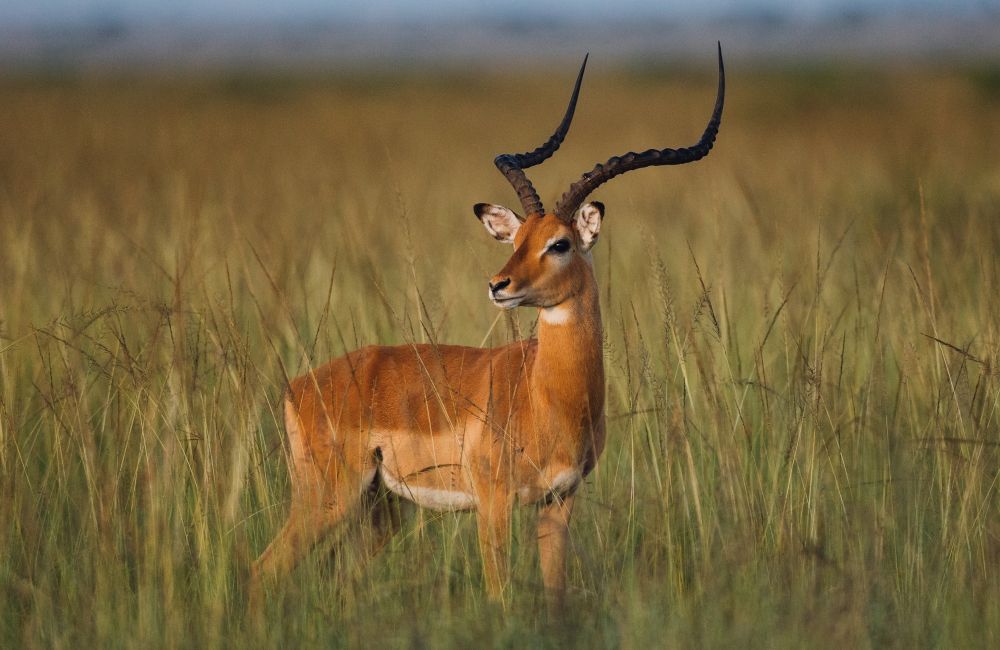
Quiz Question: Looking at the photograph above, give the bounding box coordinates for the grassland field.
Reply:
[1,61,999,648]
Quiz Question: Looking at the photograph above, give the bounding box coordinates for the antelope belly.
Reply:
[380,468,477,511]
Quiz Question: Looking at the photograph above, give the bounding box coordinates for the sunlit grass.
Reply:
[0,63,998,647]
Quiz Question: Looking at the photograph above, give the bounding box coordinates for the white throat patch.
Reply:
[540,305,572,326]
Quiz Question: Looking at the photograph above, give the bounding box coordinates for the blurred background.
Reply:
[2,0,999,70]
[2,2,999,648]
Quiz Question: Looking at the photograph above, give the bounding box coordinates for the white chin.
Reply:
[491,298,522,309]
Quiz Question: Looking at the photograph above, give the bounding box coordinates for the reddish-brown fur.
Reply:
[252,211,605,608]
[252,45,722,610]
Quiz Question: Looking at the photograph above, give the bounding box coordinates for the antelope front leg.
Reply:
[475,490,513,604]
[537,493,575,615]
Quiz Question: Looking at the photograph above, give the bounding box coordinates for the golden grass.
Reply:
[0,62,998,647]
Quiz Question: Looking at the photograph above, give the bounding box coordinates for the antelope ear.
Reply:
[574,201,604,251]
[474,203,523,244]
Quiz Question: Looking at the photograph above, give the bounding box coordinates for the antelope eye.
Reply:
[548,239,571,254]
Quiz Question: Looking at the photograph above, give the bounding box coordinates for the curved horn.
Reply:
[494,54,589,218]
[554,44,725,222]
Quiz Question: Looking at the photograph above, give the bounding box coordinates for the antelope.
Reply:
[252,45,725,610]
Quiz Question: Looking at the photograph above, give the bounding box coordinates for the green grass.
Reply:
[0,64,998,648]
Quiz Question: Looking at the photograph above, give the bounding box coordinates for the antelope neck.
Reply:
[530,265,604,407]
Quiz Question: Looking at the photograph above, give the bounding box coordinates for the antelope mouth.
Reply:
[491,294,526,309]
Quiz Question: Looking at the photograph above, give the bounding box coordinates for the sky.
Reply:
[2,0,994,26]
[3,0,996,67]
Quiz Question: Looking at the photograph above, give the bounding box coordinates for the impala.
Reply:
[253,45,725,609]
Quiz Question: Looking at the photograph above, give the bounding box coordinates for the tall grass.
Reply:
[0,63,998,647]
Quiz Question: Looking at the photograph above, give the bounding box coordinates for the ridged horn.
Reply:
[493,54,588,218]
[554,43,725,222]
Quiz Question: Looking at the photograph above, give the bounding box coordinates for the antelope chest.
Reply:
[508,413,600,504]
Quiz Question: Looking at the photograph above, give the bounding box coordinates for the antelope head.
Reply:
[475,45,725,311]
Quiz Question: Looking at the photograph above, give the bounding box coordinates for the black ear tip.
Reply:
[473,203,490,218]
[592,201,605,217]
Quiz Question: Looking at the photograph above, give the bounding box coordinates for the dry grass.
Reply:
[1,61,999,647]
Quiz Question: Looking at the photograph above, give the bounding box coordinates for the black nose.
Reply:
[489,277,511,294]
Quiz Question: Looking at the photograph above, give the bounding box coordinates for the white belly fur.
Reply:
[380,466,581,510]
[380,468,478,511]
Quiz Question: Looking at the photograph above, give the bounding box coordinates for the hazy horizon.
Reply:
[2,0,995,27]
[2,0,998,69]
